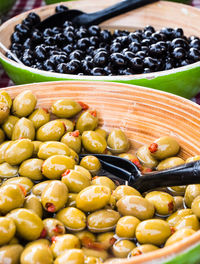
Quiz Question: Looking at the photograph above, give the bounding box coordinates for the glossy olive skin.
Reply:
[12,118,35,141]
[61,170,90,193]
[76,185,111,212]
[41,181,68,212]
[54,249,84,264]
[82,131,107,154]
[42,155,75,179]
[116,216,140,238]
[117,195,155,220]
[191,195,200,218]
[0,162,18,179]
[2,177,33,193]
[184,184,200,207]
[91,176,116,191]
[5,139,34,165]
[8,208,44,241]
[0,184,25,214]
[167,209,193,227]
[19,158,43,181]
[66,193,78,207]
[136,219,171,246]
[83,249,108,262]
[0,217,16,245]
[2,115,19,139]
[28,108,50,129]
[95,128,107,139]
[0,141,12,164]
[130,244,159,257]
[0,244,23,264]
[51,99,82,118]
[57,119,74,132]
[0,103,10,124]
[112,185,142,201]
[186,155,200,163]
[87,209,120,233]
[0,90,12,108]
[112,240,136,258]
[36,120,65,141]
[107,129,129,154]
[174,196,184,210]
[145,191,175,215]
[74,165,92,180]
[24,195,43,218]
[137,145,158,168]
[167,185,186,196]
[61,131,82,153]
[43,218,65,238]
[76,111,98,134]
[75,230,96,246]
[0,128,5,144]
[175,214,200,231]
[157,157,184,171]
[32,141,42,157]
[96,232,115,250]
[50,234,80,258]
[38,141,71,160]
[56,207,86,231]
[149,136,180,160]
[32,180,52,197]
[79,156,101,176]
[165,228,195,247]
[20,242,53,264]
[12,90,37,117]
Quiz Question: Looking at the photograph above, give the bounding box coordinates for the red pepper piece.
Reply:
[61,169,71,177]
[78,101,89,110]
[53,224,64,234]
[82,237,105,251]
[40,228,47,238]
[45,203,56,213]
[42,108,49,113]
[92,176,99,180]
[51,236,57,243]
[90,110,97,117]
[18,184,27,196]
[109,237,117,246]
[142,168,153,173]
[170,226,176,234]
[133,249,142,256]
[148,143,158,153]
[168,201,174,213]
[69,130,80,137]
[131,158,142,170]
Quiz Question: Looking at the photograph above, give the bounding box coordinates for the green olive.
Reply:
[56,207,86,231]
[57,119,74,132]
[75,230,96,246]
[106,194,117,210]
[116,216,140,238]
[74,165,92,180]
[12,117,35,141]
[95,128,107,139]
[42,155,75,179]
[41,181,68,212]
[157,157,185,171]
[50,234,80,258]
[186,156,200,163]
[43,218,65,238]
[19,158,44,181]
[76,185,111,212]
[20,242,53,264]
[5,139,34,165]
[167,186,186,196]
[175,214,199,231]
[66,193,78,207]
[0,141,12,164]
[137,145,158,168]
[2,115,19,139]
[184,184,200,207]
[112,240,136,258]
[32,180,52,197]
[191,195,200,218]
[38,141,71,159]
[117,195,155,220]
[136,219,171,246]
[174,196,184,210]
[32,141,42,157]
[36,120,65,141]
[24,195,43,218]
[91,176,116,191]
[82,131,107,154]
[165,228,195,247]
[51,99,82,118]
[28,108,50,129]
[0,102,10,124]
[80,156,101,176]
[148,136,180,160]
[82,248,108,261]
[25,239,50,248]
[107,129,129,154]
[167,209,193,227]
[145,191,175,215]
[69,147,79,164]
[76,110,98,134]
[0,217,16,245]
[130,244,159,257]
[0,184,25,214]
[0,90,12,108]
[12,90,37,117]
[87,209,120,233]
[0,128,5,144]
[8,208,44,241]
[112,185,142,201]
[84,256,103,264]
[54,249,84,264]
[2,177,33,193]
[8,237,19,245]
[61,169,90,193]
[0,162,18,179]
[61,131,82,153]
[96,232,115,250]
[0,244,23,264]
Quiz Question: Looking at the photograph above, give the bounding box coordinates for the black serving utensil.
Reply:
[36,0,158,30]
[79,154,200,193]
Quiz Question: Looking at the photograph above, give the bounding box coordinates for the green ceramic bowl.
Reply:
[0,0,200,99]
[0,0,16,15]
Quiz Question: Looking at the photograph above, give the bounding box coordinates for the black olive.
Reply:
[172,47,186,59]
[11,31,23,44]
[55,5,69,13]
[129,42,141,53]
[93,51,108,67]
[63,44,73,53]
[43,60,55,71]
[129,57,144,71]
[77,38,90,50]
[69,50,83,61]
[100,30,112,42]
[89,36,99,47]
[63,21,73,28]
[23,38,32,49]
[27,12,41,24]
[123,51,135,61]
[110,53,126,66]
[144,25,155,33]
[188,48,200,62]
[31,30,43,44]
[76,29,88,39]
[43,28,53,37]
[88,25,100,36]
[15,24,30,36]
[35,45,46,60]
[190,39,200,49]
[173,28,184,38]
[144,57,158,71]
[149,43,166,57]
[171,38,188,49]
[65,59,80,73]
[143,30,152,39]
[110,43,122,53]
[44,36,56,46]
[91,67,106,76]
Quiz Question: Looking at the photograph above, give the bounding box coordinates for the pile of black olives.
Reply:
[7,5,200,75]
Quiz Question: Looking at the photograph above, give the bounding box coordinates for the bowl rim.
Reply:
[2,79,200,264]
[1,1,200,81]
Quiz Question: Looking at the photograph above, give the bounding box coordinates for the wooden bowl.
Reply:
[2,80,200,263]
[1,0,200,98]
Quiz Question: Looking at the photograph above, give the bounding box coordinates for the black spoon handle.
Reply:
[74,0,158,26]
[132,160,200,193]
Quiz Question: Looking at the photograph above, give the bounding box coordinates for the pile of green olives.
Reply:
[0,89,200,264]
